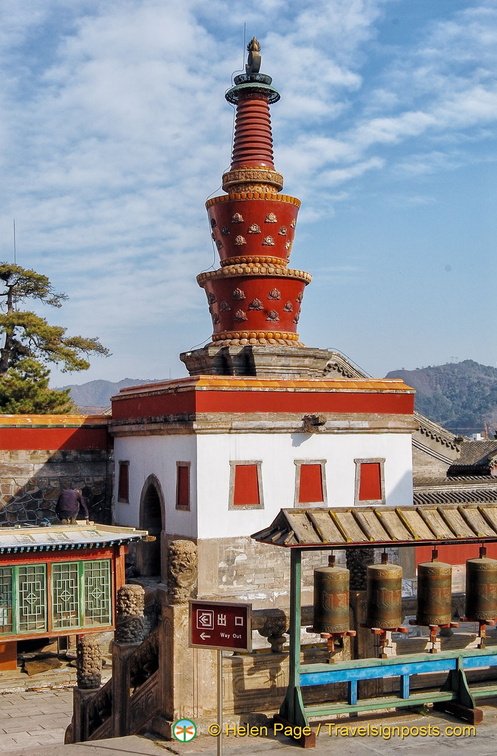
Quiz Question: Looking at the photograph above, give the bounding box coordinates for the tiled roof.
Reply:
[252,503,497,549]
[414,488,497,505]
[113,375,414,398]
[453,440,497,466]
[0,523,148,554]
[414,474,497,487]
[415,412,460,449]
[447,440,497,476]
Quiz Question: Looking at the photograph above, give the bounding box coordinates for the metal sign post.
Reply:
[217,648,223,756]
[189,599,252,755]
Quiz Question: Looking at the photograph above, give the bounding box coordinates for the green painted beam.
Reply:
[304,691,456,718]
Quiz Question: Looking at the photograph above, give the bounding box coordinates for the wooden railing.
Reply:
[85,677,113,740]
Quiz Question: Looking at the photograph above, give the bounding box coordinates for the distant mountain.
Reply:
[57,378,164,413]
[62,360,497,435]
[386,360,497,437]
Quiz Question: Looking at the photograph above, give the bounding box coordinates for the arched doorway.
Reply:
[137,476,164,577]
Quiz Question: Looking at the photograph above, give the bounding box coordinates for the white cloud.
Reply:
[317,157,384,187]
[0,1,496,383]
[396,150,463,177]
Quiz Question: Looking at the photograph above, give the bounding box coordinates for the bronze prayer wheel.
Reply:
[313,565,350,634]
[416,560,452,626]
[465,555,497,622]
[365,562,403,630]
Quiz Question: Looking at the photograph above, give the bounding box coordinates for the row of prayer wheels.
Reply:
[313,547,497,634]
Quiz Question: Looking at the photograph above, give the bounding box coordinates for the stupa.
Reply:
[181,38,334,378]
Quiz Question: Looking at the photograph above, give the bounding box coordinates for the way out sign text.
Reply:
[189,600,252,652]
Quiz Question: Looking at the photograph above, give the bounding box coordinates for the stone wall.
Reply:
[412,444,452,480]
[0,449,113,525]
[197,536,328,607]
[153,536,410,609]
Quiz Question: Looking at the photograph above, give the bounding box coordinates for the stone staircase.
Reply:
[66,585,161,743]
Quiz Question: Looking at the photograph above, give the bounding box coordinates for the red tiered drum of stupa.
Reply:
[197,39,311,348]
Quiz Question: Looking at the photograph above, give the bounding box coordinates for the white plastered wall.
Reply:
[196,432,413,539]
[113,434,197,538]
[113,430,413,541]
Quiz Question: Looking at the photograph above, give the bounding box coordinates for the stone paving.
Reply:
[0,736,168,756]
[162,706,497,756]
[0,687,73,753]
[1,684,497,755]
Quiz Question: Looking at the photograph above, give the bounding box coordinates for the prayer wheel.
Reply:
[465,548,497,622]
[313,559,350,634]
[365,556,403,630]
[416,554,452,626]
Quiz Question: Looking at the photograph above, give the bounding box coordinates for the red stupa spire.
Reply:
[229,88,275,169]
[196,38,311,350]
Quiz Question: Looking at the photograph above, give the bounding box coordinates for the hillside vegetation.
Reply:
[386,360,497,436]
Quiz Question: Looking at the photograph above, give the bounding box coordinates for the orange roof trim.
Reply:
[0,414,109,428]
[112,375,415,401]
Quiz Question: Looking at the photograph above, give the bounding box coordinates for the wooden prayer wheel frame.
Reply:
[251,503,497,748]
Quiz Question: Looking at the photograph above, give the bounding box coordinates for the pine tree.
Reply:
[0,263,109,413]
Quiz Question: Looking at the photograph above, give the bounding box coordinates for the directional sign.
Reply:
[189,600,252,652]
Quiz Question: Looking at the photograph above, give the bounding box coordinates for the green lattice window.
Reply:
[0,567,13,633]
[0,559,112,637]
[84,561,112,626]
[18,565,47,633]
[51,561,111,629]
[52,562,80,629]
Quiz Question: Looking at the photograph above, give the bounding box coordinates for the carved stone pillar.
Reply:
[70,634,103,743]
[110,584,147,738]
[167,539,198,604]
[76,635,102,690]
[115,584,146,644]
[347,547,375,591]
[152,543,203,738]
[347,548,381,695]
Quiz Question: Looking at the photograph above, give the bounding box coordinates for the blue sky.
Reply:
[0,0,496,384]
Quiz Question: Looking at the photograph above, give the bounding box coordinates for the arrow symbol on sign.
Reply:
[200,633,211,640]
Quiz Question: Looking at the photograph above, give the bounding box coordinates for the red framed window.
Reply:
[297,463,325,504]
[117,461,129,503]
[176,463,190,510]
[356,461,384,503]
[230,463,263,508]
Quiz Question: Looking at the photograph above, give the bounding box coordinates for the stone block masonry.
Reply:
[0,448,113,525]
[0,416,113,525]
[197,536,327,606]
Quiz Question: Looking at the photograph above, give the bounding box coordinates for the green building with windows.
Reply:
[0,522,147,670]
